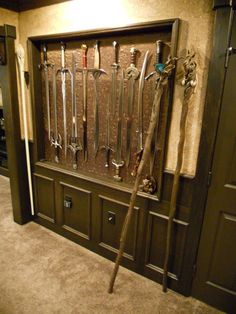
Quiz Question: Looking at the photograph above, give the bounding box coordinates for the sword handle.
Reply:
[61,42,66,68]
[112,41,119,65]
[155,40,164,73]
[43,44,48,63]
[81,44,88,68]
[94,41,100,69]
[130,47,138,67]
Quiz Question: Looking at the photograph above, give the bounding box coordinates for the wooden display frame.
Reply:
[28,19,179,201]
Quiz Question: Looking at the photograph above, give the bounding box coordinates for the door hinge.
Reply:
[207,171,212,187]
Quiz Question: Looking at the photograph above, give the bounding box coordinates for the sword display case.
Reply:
[28,19,195,294]
[30,19,179,200]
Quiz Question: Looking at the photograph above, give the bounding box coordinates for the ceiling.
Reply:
[0,0,71,12]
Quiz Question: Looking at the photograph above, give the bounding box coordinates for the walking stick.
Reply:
[162,51,197,292]
[108,56,177,294]
[16,44,35,216]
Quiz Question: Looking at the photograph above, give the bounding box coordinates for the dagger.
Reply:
[112,70,125,181]
[125,47,140,167]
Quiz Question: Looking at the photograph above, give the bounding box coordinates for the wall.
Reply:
[18,0,214,176]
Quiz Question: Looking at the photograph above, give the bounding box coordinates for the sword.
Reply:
[39,44,52,141]
[140,40,164,194]
[146,40,164,176]
[68,51,82,169]
[125,47,139,167]
[131,50,150,177]
[50,65,62,163]
[112,70,125,181]
[93,41,106,155]
[77,44,105,161]
[111,41,120,115]
[57,42,72,158]
[100,96,114,167]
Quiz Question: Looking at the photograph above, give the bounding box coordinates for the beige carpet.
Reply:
[0,175,222,314]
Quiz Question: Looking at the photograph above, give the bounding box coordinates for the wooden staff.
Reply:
[108,56,177,294]
[162,52,197,292]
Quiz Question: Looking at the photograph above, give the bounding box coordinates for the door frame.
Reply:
[179,1,234,295]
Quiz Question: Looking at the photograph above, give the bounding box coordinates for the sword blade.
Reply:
[125,77,135,167]
[82,70,88,161]
[115,70,124,163]
[52,67,58,140]
[137,50,149,151]
[93,79,99,154]
[44,68,51,141]
[111,67,118,115]
[71,52,77,139]
[61,71,67,157]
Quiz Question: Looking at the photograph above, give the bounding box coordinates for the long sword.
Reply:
[68,51,82,169]
[93,41,106,155]
[111,41,120,115]
[77,44,105,161]
[148,40,164,176]
[39,44,52,141]
[51,65,62,163]
[112,70,125,181]
[125,47,139,167]
[57,42,72,158]
[131,50,150,176]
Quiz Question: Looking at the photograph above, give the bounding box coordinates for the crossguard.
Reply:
[68,140,83,170]
[112,160,124,182]
[125,66,139,80]
[100,145,114,167]
[50,134,62,163]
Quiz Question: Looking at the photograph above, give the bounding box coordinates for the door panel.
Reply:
[192,9,236,313]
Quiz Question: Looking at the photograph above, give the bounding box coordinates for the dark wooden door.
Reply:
[192,10,236,313]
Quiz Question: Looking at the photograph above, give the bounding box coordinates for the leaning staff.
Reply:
[162,52,197,292]
[108,56,177,294]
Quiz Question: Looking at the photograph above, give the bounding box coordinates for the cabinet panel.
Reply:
[34,173,55,223]
[98,195,139,261]
[145,210,188,281]
[59,181,92,240]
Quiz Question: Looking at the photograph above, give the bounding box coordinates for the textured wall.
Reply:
[18,0,214,176]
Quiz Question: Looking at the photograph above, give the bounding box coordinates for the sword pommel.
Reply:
[81,44,88,68]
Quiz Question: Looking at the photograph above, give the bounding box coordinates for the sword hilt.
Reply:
[130,47,138,67]
[68,139,83,170]
[112,160,124,182]
[112,41,119,65]
[43,43,48,63]
[155,40,164,73]
[94,40,100,69]
[61,42,66,68]
[81,44,88,68]
[100,145,114,167]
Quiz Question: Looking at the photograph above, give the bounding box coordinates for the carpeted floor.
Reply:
[0,175,223,314]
